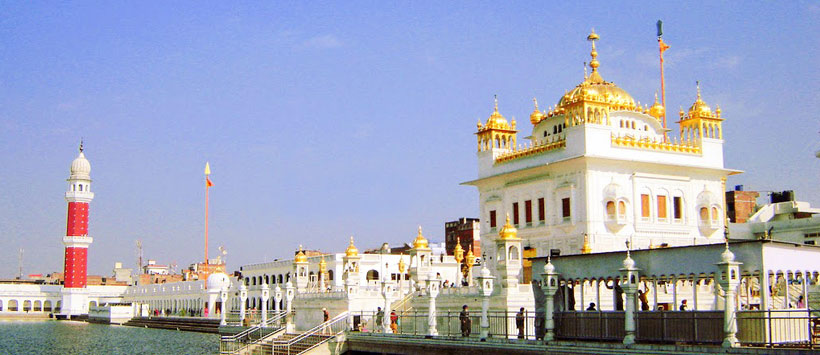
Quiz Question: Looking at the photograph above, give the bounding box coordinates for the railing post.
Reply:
[285,281,295,333]
[220,287,229,326]
[260,283,270,327]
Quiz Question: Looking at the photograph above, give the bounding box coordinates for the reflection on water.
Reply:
[0,320,218,355]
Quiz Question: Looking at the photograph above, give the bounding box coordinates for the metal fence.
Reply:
[737,309,819,348]
[348,310,541,340]
[219,311,289,354]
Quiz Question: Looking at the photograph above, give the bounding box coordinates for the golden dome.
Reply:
[345,236,359,257]
[648,93,665,120]
[482,96,513,130]
[555,30,636,111]
[412,225,429,249]
[687,83,716,118]
[294,245,307,263]
[530,98,545,124]
[498,213,519,240]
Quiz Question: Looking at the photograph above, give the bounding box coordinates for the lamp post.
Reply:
[465,247,476,287]
[454,237,464,287]
[620,247,639,346]
[274,285,283,326]
[285,280,295,332]
[717,242,741,348]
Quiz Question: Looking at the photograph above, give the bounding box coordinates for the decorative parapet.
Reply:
[494,137,566,164]
[611,134,701,155]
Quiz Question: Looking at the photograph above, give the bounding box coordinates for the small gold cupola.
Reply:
[679,82,724,141]
[498,213,519,240]
[345,236,359,257]
[530,98,545,125]
[475,96,518,152]
[294,245,307,263]
[648,92,665,120]
[412,225,429,249]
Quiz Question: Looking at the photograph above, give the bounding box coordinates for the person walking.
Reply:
[375,307,384,333]
[322,307,330,334]
[515,307,526,339]
[390,311,398,334]
[459,305,471,337]
[586,302,596,311]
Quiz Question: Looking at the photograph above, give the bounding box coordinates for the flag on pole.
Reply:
[205,162,214,187]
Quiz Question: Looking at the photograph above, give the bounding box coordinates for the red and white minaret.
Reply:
[60,142,94,317]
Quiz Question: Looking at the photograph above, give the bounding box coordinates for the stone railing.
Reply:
[495,137,567,164]
[611,134,701,154]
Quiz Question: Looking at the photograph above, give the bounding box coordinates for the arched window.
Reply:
[78,185,83,191]
[711,207,719,221]
[700,207,709,222]
[618,201,626,216]
[606,201,616,220]
[508,246,519,261]
[328,270,334,281]
[366,270,379,281]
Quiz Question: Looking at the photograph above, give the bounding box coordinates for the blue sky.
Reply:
[1,2,817,277]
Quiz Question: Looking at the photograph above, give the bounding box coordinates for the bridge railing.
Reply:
[348,310,540,340]
[219,310,289,354]
[270,311,350,355]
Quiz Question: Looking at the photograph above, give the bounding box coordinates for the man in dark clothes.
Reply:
[459,304,471,337]
[515,307,526,339]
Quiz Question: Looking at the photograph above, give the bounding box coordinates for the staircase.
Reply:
[269,333,333,355]
[123,316,222,333]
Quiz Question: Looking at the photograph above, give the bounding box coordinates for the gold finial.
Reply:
[583,62,588,80]
[345,236,359,257]
[493,95,499,113]
[696,80,701,100]
[498,213,519,240]
[649,92,665,119]
[413,225,429,249]
[581,233,591,254]
[587,29,602,80]
[530,97,545,124]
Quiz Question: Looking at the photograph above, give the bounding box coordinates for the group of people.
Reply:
[371,307,399,333]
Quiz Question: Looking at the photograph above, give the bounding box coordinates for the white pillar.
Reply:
[478,266,494,340]
[620,254,639,346]
[541,259,558,342]
[382,277,395,333]
[427,271,440,336]
[239,283,248,323]
[219,288,228,326]
[802,271,809,308]
[760,271,769,311]
[717,246,741,348]
[273,285,282,313]
[260,283,270,326]
[285,281,295,333]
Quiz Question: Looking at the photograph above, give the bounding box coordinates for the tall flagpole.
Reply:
[205,162,211,265]
[657,20,670,142]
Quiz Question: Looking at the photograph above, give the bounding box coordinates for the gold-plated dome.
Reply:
[294,245,307,263]
[498,213,519,240]
[482,96,514,130]
[554,30,636,112]
[688,84,714,118]
[412,226,429,249]
[345,236,359,257]
[529,98,545,125]
[648,93,665,120]
[453,237,464,263]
